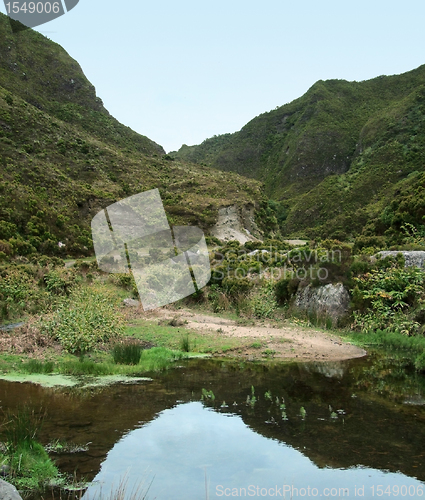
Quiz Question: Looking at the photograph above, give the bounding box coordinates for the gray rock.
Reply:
[294,283,350,322]
[123,298,140,307]
[376,251,425,268]
[0,322,24,331]
[0,464,11,477]
[247,249,270,257]
[0,479,23,500]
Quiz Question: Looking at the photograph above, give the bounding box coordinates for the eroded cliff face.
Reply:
[210,204,263,244]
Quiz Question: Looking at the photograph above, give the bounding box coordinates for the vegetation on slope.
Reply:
[173,66,425,241]
[0,14,163,156]
[0,13,264,258]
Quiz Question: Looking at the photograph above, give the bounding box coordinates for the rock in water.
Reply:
[0,479,23,500]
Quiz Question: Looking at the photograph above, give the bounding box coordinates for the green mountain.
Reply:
[174,66,425,242]
[0,14,264,257]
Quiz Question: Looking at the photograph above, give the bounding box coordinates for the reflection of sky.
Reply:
[83,402,423,500]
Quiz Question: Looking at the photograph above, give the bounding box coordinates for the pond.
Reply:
[1,353,424,499]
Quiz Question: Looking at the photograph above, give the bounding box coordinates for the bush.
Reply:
[0,267,48,320]
[43,269,74,295]
[41,285,124,353]
[352,262,425,335]
[275,278,299,305]
[353,235,386,254]
[249,281,277,319]
[222,276,254,298]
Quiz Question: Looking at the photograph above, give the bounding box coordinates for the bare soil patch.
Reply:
[150,308,366,362]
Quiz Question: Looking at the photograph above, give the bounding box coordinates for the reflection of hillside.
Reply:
[1,357,424,484]
[0,379,177,479]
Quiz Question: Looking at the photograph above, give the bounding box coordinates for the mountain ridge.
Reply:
[173,65,425,241]
[0,14,266,257]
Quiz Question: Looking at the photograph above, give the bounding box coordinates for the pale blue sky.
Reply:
[2,0,425,152]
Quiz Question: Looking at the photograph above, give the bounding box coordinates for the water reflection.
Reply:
[0,354,424,499]
[84,402,423,500]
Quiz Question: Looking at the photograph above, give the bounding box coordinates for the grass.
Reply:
[126,318,249,354]
[56,475,153,500]
[15,347,189,378]
[0,407,152,497]
[179,333,191,352]
[22,359,55,374]
[1,407,44,448]
[112,342,143,365]
[0,407,62,492]
[342,329,425,371]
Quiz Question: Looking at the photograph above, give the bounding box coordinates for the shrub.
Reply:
[41,285,124,353]
[353,235,386,254]
[207,284,230,313]
[222,276,254,298]
[352,262,425,335]
[249,281,277,319]
[275,278,299,305]
[43,269,72,295]
[0,267,47,320]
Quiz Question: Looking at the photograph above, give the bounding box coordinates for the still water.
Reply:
[0,354,424,499]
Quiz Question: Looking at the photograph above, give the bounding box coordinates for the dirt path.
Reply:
[154,308,366,362]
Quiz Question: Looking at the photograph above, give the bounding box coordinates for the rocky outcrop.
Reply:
[210,205,262,244]
[0,479,23,500]
[294,283,350,323]
[376,251,425,268]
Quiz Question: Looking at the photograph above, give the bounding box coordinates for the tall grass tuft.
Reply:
[22,359,55,374]
[139,347,186,372]
[179,334,191,352]
[112,342,143,365]
[1,406,44,449]
[58,359,114,376]
[0,406,60,490]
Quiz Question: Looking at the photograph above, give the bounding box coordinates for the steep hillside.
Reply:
[0,14,163,156]
[0,14,264,257]
[174,66,425,241]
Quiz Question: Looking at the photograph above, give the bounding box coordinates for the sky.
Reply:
[2,0,425,152]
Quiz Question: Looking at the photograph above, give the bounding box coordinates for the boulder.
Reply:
[376,251,425,268]
[294,283,350,323]
[0,479,23,500]
[123,298,140,307]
